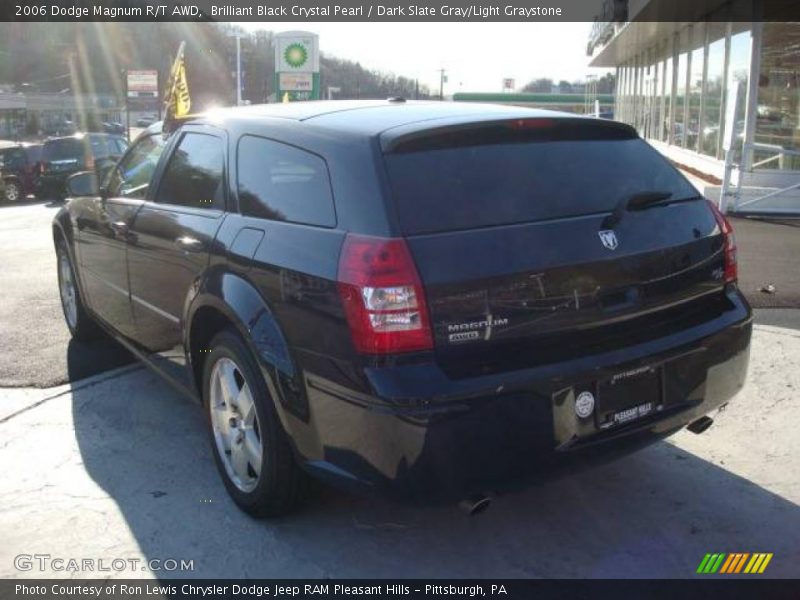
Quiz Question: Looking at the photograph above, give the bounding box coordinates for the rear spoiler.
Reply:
[382,117,637,154]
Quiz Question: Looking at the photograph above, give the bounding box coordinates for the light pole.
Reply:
[228,32,243,106]
[437,68,447,101]
[235,34,242,106]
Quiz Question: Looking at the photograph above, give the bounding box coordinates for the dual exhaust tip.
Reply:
[687,416,714,435]
[457,416,714,515]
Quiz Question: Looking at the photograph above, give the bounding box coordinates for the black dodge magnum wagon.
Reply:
[53,101,751,516]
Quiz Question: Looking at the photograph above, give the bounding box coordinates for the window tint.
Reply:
[25,146,42,163]
[237,136,335,227]
[156,133,224,209]
[43,138,82,161]
[111,138,128,155]
[88,136,115,158]
[1,148,27,169]
[107,134,165,199]
[384,126,697,234]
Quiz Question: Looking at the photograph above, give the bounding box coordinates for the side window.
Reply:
[107,134,166,199]
[155,133,224,210]
[237,136,336,227]
[5,149,26,169]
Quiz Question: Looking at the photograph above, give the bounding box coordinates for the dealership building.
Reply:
[587,0,799,213]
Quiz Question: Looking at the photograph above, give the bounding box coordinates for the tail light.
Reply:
[39,162,45,175]
[337,234,433,354]
[707,200,737,283]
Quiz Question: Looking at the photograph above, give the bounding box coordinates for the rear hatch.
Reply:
[382,117,734,377]
[42,138,85,174]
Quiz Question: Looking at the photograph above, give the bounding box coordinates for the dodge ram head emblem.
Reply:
[598,230,618,250]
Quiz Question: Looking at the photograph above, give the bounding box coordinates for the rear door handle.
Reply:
[175,235,205,252]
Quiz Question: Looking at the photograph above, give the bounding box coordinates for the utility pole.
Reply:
[437,68,447,101]
[228,31,243,106]
[235,34,242,106]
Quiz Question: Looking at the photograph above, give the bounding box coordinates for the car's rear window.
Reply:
[43,139,82,161]
[25,146,42,163]
[88,136,121,158]
[384,119,697,235]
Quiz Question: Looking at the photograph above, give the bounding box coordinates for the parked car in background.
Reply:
[135,117,156,128]
[0,143,43,202]
[54,102,752,517]
[38,133,128,200]
[103,122,127,135]
[42,120,76,137]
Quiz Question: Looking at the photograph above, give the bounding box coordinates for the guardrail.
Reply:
[729,142,800,213]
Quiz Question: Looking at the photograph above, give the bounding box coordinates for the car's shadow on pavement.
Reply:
[66,367,800,579]
[66,337,134,385]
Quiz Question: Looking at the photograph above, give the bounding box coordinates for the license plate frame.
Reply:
[596,365,663,430]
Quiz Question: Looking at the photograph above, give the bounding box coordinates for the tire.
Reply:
[4,180,21,203]
[56,240,100,342]
[203,328,306,517]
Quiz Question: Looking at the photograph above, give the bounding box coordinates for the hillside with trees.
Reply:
[0,22,431,108]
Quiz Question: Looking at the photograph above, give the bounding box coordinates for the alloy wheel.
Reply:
[58,250,78,330]
[5,182,19,202]
[208,357,263,493]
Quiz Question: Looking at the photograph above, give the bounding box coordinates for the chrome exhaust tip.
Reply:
[459,494,492,516]
[687,416,714,435]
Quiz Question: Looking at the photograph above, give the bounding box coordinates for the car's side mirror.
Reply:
[66,171,100,197]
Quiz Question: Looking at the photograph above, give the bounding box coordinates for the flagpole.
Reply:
[163,41,188,133]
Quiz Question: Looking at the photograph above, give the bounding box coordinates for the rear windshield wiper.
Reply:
[602,191,702,229]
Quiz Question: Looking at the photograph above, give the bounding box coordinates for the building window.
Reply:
[689,23,706,153]
[728,26,752,163]
[753,22,800,170]
[674,49,688,147]
[663,44,674,142]
[702,21,728,158]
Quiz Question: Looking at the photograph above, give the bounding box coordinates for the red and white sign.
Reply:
[127,70,158,97]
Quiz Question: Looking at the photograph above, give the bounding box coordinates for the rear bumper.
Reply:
[298,289,752,500]
[37,173,72,196]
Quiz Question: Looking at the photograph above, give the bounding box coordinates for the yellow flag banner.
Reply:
[163,41,190,131]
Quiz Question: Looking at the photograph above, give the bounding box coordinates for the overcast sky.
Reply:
[240,22,610,93]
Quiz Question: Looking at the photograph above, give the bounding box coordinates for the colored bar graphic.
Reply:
[698,552,773,574]
[734,553,749,573]
[697,554,713,574]
[745,554,762,573]
[710,553,725,573]
[727,552,742,573]
[719,554,735,573]
[758,553,773,573]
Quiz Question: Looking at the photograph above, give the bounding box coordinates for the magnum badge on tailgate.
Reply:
[446,315,509,344]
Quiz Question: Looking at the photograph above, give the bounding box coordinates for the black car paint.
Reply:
[53,101,752,500]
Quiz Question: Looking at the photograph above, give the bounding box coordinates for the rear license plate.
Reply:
[596,366,662,429]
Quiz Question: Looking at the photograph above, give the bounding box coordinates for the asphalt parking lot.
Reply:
[0,200,132,388]
[1,326,799,578]
[1,199,799,578]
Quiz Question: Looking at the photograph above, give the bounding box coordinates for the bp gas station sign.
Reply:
[275,32,320,101]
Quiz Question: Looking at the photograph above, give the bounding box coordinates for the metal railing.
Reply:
[728,142,800,213]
